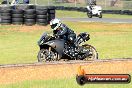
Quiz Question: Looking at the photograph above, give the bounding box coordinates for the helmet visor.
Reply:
[51,24,57,30]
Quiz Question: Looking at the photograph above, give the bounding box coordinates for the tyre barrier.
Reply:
[12,9,24,25]
[48,6,56,23]
[24,9,36,26]
[0,5,131,26]
[0,7,12,25]
[0,5,55,26]
[36,6,48,26]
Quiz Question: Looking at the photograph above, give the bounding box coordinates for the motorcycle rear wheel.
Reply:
[82,44,98,60]
[98,13,102,18]
[37,49,60,62]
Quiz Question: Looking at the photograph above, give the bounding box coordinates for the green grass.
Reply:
[1,77,132,88]
[56,10,132,19]
[0,26,50,64]
[0,30,36,64]
[0,22,132,64]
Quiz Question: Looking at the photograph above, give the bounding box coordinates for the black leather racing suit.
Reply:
[53,24,76,45]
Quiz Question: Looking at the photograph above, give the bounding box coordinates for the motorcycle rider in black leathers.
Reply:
[50,19,76,45]
[49,19,90,59]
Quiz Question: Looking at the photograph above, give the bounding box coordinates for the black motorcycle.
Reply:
[37,32,98,62]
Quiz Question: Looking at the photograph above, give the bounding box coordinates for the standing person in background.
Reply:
[110,0,118,6]
[23,0,29,4]
[87,0,96,5]
[15,0,19,4]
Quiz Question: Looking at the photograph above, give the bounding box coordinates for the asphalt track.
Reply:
[60,18,132,23]
[0,17,132,23]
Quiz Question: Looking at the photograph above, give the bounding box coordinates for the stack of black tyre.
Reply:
[12,9,24,25]
[36,6,48,26]
[24,9,36,26]
[48,6,56,23]
[0,5,56,26]
[0,6,12,25]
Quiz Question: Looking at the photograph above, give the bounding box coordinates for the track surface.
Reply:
[60,18,132,23]
[0,17,132,24]
[0,58,132,68]
[0,58,132,84]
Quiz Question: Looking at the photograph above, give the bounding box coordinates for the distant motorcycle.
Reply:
[37,32,98,62]
[87,5,102,18]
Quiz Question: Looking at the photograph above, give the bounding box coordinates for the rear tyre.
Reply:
[82,44,98,60]
[98,13,102,18]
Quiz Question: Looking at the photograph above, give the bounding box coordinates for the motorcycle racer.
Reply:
[50,18,76,45]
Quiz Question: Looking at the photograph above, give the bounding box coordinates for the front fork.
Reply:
[47,47,52,59]
[49,47,51,52]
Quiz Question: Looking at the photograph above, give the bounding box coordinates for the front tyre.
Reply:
[83,44,98,60]
[87,12,92,18]
[38,49,48,62]
[37,49,60,62]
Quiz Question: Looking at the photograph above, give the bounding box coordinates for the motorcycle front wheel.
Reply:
[87,12,92,18]
[82,44,98,60]
[37,48,60,62]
